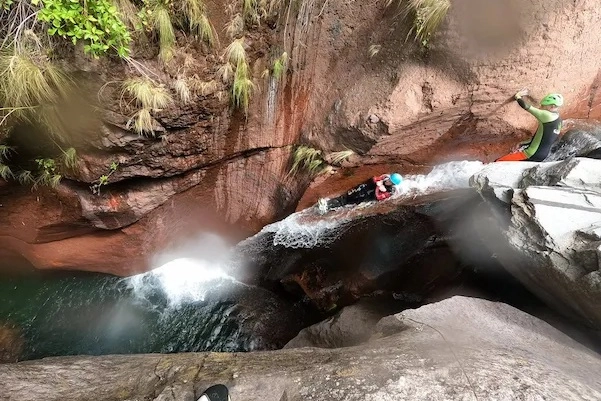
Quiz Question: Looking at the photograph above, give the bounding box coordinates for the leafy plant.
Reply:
[35,0,131,57]
[33,157,61,188]
[289,145,325,176]
[90,161,119,195]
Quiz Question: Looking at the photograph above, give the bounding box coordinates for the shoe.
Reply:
[198,384,230,401]
[317,198,329,215]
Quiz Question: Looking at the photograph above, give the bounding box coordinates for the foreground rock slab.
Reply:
[472,157,601,329]
[1,296,600,401]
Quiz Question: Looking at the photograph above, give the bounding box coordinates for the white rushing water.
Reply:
[247,160,487,250]
[127,234,236,305]
[394,160,485,198]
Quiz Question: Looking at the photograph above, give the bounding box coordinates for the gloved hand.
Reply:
[514,88,529,100]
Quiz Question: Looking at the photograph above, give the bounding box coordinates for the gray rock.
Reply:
[471,158,601,328]
[284,299,399,349]
[1,297,600,401]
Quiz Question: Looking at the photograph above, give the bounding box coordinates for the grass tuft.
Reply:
[327,149,354,166]
[131,108,154,135]
[114,0,141,29]
[17,170,35,186]
[174,77,192,104]
[225,14,245,39]
[0,164,13,180]
[189,77,218,96]
[122,77,171,135]
[218,63,234,84]
[152,4,176,62]
[0,48,72,140]
[390,0,450,44]
[289,145,325,176]
[232,61,254,113]
[0,144,12,160]
[225,38,247,66]
[272,52,288,81]
[122,77,173,109]
[62,147,77,169]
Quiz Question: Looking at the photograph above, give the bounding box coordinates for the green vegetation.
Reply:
[35,0,131,57]
[272,52,288,81]
[388,0,450,45]
[0,47,72,138]
[122,77,173,135]
[139,0,215,63]
[327,149,354,166]
[90,161,119,195]
[33,157,61,188]
[289,145,325,176]
[224,38,254,113]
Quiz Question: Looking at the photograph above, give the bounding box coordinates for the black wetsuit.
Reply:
[517,98,562,161]
[327,176,395,209]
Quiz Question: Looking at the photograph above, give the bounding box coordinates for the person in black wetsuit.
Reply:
[497,90,563,162]
[316,173,403,214]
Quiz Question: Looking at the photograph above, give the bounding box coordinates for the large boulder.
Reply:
[1,296,600,401]
[472,157,601,329]
[231,190,474,311]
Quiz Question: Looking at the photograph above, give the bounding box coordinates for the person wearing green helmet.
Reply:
[497,89,563,162]
[316,173,403,214]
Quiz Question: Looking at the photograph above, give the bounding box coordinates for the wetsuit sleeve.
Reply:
[516,98,556,122]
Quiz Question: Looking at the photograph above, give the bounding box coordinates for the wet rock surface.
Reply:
[2,296,600,401]
[232,191,473,311]
[472,157,601,329]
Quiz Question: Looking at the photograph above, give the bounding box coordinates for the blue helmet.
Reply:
[389,173,403,185]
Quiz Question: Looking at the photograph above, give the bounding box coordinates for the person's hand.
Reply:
[514,88,529,99]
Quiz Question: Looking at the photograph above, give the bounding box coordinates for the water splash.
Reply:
[127,234,236,306]
[394,160,485,198]
[127,258,235,305]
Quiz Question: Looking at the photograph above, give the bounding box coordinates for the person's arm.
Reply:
[515,90,557,123]
[375,188,392,201]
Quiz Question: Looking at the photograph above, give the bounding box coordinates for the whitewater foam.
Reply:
[127,257,235,305]
[244,161,487,250]
[394,160,485,198]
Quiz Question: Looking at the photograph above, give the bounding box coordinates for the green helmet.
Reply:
[540,93,564,107]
